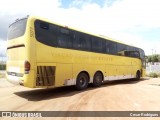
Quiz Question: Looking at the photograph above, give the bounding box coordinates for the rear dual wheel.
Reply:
[76,72,89,90]
[75,72,103,90]
[92,72,103,87]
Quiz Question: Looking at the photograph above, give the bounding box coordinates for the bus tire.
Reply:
[135,71,141,80]
[92,72,103,87]
[76,72,89,90]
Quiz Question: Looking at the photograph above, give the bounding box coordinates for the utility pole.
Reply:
[152,49,153,55]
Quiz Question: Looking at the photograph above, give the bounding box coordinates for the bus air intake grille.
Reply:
[36,66,55,86]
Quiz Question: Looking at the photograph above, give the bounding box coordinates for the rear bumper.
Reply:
[7,75,24,86]
[7,70,35,88]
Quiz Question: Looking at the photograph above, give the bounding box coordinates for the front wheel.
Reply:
[75,73,89,90]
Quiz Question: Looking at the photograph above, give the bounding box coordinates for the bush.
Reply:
[0,64,6,70]
[148,72,159,78]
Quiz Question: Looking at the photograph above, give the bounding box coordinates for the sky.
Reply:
[0,0,160,58]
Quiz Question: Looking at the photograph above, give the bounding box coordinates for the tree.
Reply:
[151,54,159,63]
[147,56,152,63]
[158,55,160,62]
[146,54,160,63]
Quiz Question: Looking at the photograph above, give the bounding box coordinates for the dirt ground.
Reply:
[0,76,160,120]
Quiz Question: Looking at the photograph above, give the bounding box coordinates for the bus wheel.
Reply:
[76,72,89,90]
[92,72,103,87]
[135,71,141,80]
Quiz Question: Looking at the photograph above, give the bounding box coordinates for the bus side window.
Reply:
[117,43,127,55]
[92,37,102,52]
[73,32,81,49]
[127,46,135,51]
[40,22,49,30]
[35,20,58,47]
[73,32,91,51]
[85,35,91,51]
[106,41,117,55]
[58,27,72,48]
[79,35,86,49]
[102,39,106,53]
[79,34,91,51]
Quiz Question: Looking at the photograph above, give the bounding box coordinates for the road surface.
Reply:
[0,77,160,120]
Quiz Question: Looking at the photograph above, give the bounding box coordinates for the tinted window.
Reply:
[106,41,117,54]
[127,46,135,51]
[35,20,58,47]
[117,43,127,55]
[92,37,102,52]
[117,43,127,52]
[8,19,27,40]
[125,51,140,58]
[101,39,106,53]
[73,32,91,51]
[34,20,143,57]
[58,27,72,48]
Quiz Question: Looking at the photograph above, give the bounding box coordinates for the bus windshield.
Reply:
[8,18,27,40]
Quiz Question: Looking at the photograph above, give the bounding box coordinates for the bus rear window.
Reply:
[8,19,27,40]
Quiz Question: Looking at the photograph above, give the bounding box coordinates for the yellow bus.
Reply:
[6,16,146,90]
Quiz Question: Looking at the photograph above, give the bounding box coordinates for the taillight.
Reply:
[25,61,30,72]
